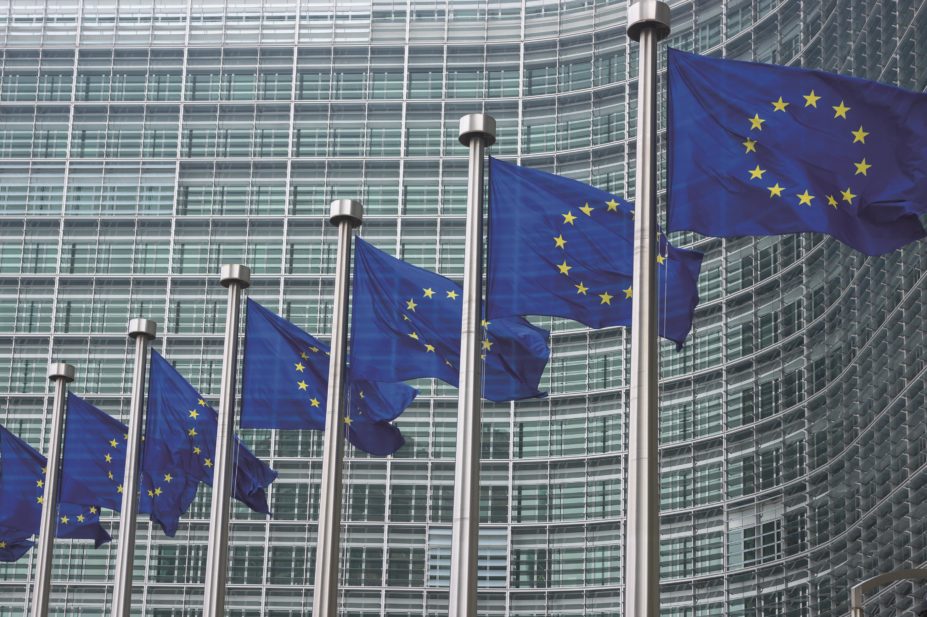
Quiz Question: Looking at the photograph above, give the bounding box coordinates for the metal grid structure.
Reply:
[0,0,925,615]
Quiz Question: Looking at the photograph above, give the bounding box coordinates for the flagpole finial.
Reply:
[220,264,251,289]
[47,362,75,382]
[128,318,157,340]
[627,0,671,41]
[329,199,363,228]
[458,113,496,146]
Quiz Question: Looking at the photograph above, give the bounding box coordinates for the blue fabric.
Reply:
[240,299,415,456]
[487,157,704,347]
[60,393,200,537]
[667,48,927,256]
[0,423,110,559]
[350,237,551,402]
[146,351,278,516]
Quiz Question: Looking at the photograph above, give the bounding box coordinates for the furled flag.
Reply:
[666,48,927,255]
[146,351,278,514]
[0,423,110,561]
[240,299,415,456]
[487,157,704,347]
[60,393,200,537]
[350,237,551,402]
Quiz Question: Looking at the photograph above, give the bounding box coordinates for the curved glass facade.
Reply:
[0,0,925,615]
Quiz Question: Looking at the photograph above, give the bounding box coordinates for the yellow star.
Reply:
[36,479,43,488]
[803,90,821,107]
[748,113,765,130]
[557,261,572,276]
[623,286,633,299]
[309,346,320,353]
[297,380,308,391]
[656,254,666,265]
[310,398,320,408]
[424,344,435,352]
[41,467,46,474]
[300,352,309,360]
[164,473,173,483]
[575,282,588,295]
[358,391,365,399]
[482,339,493,351]
[148,489,154,497]
[193,446,201,455]
[105,453,112,463]
[446,290,458,300]
[36,496,43,504]
[154,487,162,496]
[481,319,491,327]
[562,211,577,225]
[408,331,419,340]
[402,314,410,321]
[605,199,619,212]
[826,195,838,208]
[60,516,69,524]
[77,514,85,523]
[122,434,128,440]
[854,158,871,176]
[748,165,766,180]
[109,439,118,448]
[771,96,790,112]
[841,187,856,203]
[768,183,784,198]
[0,541,6,549]
[204,459,213,468]
[832,100,850,119]
[189,409,199,419]
[107,471,114,480]
[796,190,815,206]
[117,484,124,494]
[851,126,868,144]
[188,428,197,437]
[89,506,97,514]
[343,416,353,426]
[197,398,206,407]
[598,292,613,305]
[553,234,566,249]
[294,362,305,372]
[406,298,417,311]
[742,138,757,153]
[423,287,435,298]
[579,202,594,216]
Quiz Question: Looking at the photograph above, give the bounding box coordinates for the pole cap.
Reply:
[627,0,671,41]
[128,318,157,340]
[48,362,75,382]
[220,264,251,289]
[458,113,496,146]
[329,199,364,228]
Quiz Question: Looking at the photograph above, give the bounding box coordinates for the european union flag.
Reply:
[60,393,200,537]
[240,299,415,456]
[351,237,551,402]
[147,351,278,515]
[0,424,110,558]
[667,48,927,256]
[487,157,704,347]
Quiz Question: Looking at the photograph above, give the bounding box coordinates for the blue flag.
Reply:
[487,157,704,347]
[147,351,278,515]
[351,237,551,402]
[667,48,927,256]
[60,393,200,537]
[0,424,110,559]
[240,299,415,456]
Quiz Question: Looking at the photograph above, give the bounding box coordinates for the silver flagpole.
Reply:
[31,362,75,617]
[625,3,670,617]
[448,113,495,617]
[110,318,157,617]
[202,264,251,617]
[312,199,363,617]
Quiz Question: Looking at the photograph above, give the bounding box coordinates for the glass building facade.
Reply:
[0,0,925,615]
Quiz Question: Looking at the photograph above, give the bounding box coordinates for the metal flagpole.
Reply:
[448,113,495,617]
[625,2,670,617]
[312,199,363,617]
[202,264,251,617]
[111,318,157,617]
[31,361,75,617]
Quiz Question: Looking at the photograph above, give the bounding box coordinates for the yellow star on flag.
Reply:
[605,199,619,212]
[482,339,493,351]
[148,489,154,497]
[310,346,320,353]
[189,409,199,419]
[481,319,491,327]
[771,96,789,112]
[768,183,784,198]
[408,331,419,340]
[297,380,308,391]
[164,473,173,483]
[623,286,633,299]
[854,158,871,176]
[575,282,588,295]
[188,428,197,437]
[557,261,572,276]
[60,516,69,524]
[77,514,85,523]
[36,479,43,488]
[742,138,757,153]
[406,298,417,311]
[851,126,868,144]
[300,352,309,360]
[117,484,124,494]
[579,203,594,216]
[748,113,765,130]
[193,446,202,455]
[826,195,838,208]
[553,234,566,249]
[109,439,118,447]
[656,254,666,265]
[598,292,613,305]
[423,287,434,298]
[36,496,43,504]
[294,362,305,372]
[841,187,856,203]
[748,165,766,180]
[796,190,815,206]
[446,290,458,300]
[0,541,6,549]
[154,487,162,496]
[107,471,114,480]
[105,453,112,463]
[310,398,321,408]
[803,90,821,107]
[832,100,850,119]
[424,344,435,352]
[204,459,213,468]
[89,506,97,514]
[562,211,577,225]
[343,416,353,426]
[197,398,206,406]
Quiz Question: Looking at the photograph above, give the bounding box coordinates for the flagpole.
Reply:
[625,3,670,617]
[448,113,495,617]
[111,318,157,617]
[203,264,250,617]
[31,362,75,617]
[312,199,363,617]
